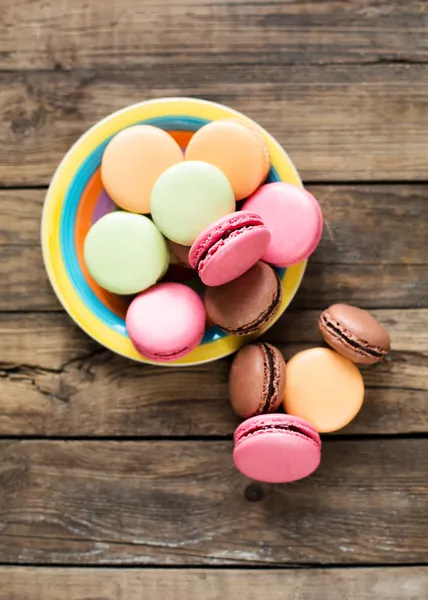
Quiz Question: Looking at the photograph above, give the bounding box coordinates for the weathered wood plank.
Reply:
[1,0,427,70]
[0,567,427,599]
[1,65,427,185]
[0,439,426,565]
[3,185,428,266]
[0,310,426,437]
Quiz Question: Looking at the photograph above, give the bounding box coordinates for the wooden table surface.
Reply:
[0,0,428,598]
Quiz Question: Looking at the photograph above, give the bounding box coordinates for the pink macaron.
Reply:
[233,414,321,483]
[242,182,323,267]
[126,282,206,362]
[189,211,271,286]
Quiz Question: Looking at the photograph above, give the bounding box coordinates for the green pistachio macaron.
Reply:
[150,160,235,245]
[84,212,168,295]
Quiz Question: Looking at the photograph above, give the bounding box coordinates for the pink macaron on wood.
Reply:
[126,282,206,362]
[243,182,323,267]
[233,414,321,483]
[189,211,271,286]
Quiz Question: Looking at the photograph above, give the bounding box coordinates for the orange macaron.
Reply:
[185,119,270,200]
[283,347,364,433]
[101,125,183,214]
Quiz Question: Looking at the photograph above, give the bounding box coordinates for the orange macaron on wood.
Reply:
[283,347,364,433]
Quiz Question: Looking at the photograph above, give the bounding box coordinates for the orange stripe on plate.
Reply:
[168,130,195,148]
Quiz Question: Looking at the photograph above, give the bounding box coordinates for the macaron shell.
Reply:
[195,216,271,286]
[243,182,323,267]
[204,261,282,335]
[185,119,270,200]
[229,343,286,418]
[126,283,206,362]
[319,304,391,365]
[283,347,365,433]
[83,212,168,295]
[233,415,321,483]
[101,125,184,214]
[151,161,236,245]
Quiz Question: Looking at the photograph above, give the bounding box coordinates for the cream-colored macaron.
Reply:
[185,119,270,200]
[101,125,183,214]
[283,347,364,433]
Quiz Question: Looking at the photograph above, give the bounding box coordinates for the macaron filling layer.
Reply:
[259,343,280,413]
[236,423,320,448]
[320,313,387,359]
[229,273,282,335]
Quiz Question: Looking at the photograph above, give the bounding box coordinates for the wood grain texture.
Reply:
[0,439,427,565]
[1,567,427,599]
[3,184,428,264]
[0,65,427,185]
[0,310,426,437]
[1,184,427,311]
[1,0,427,586]
[1,0,427,70]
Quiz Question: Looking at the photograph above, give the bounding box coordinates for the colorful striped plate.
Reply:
[41,98,306,366]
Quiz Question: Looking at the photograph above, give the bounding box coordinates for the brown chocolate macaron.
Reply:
[229,343,286,418]
[168,240,192,268]
[319,304,391,365]
[204,261,282,335]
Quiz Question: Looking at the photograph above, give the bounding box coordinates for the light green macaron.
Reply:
[151,161,235,245]
[84,212,168,295]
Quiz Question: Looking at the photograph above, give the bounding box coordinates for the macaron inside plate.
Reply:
[243,182,323,267]
[204,261,283,335]
[126,282,206,362]
[189,211,271,286]
[83,212,168,295]
[168,240,192,269]
[233,414,321,483]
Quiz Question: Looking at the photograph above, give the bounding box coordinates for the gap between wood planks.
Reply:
[1,0,427,70]
[0,562,427,569]
[0,58,427,74]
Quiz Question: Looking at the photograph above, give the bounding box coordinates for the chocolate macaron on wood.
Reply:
[319,304,391,365]
[229,343,286,419]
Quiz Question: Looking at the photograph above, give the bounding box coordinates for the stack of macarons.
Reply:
[83,119,324,360]
[230,304,391,484]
